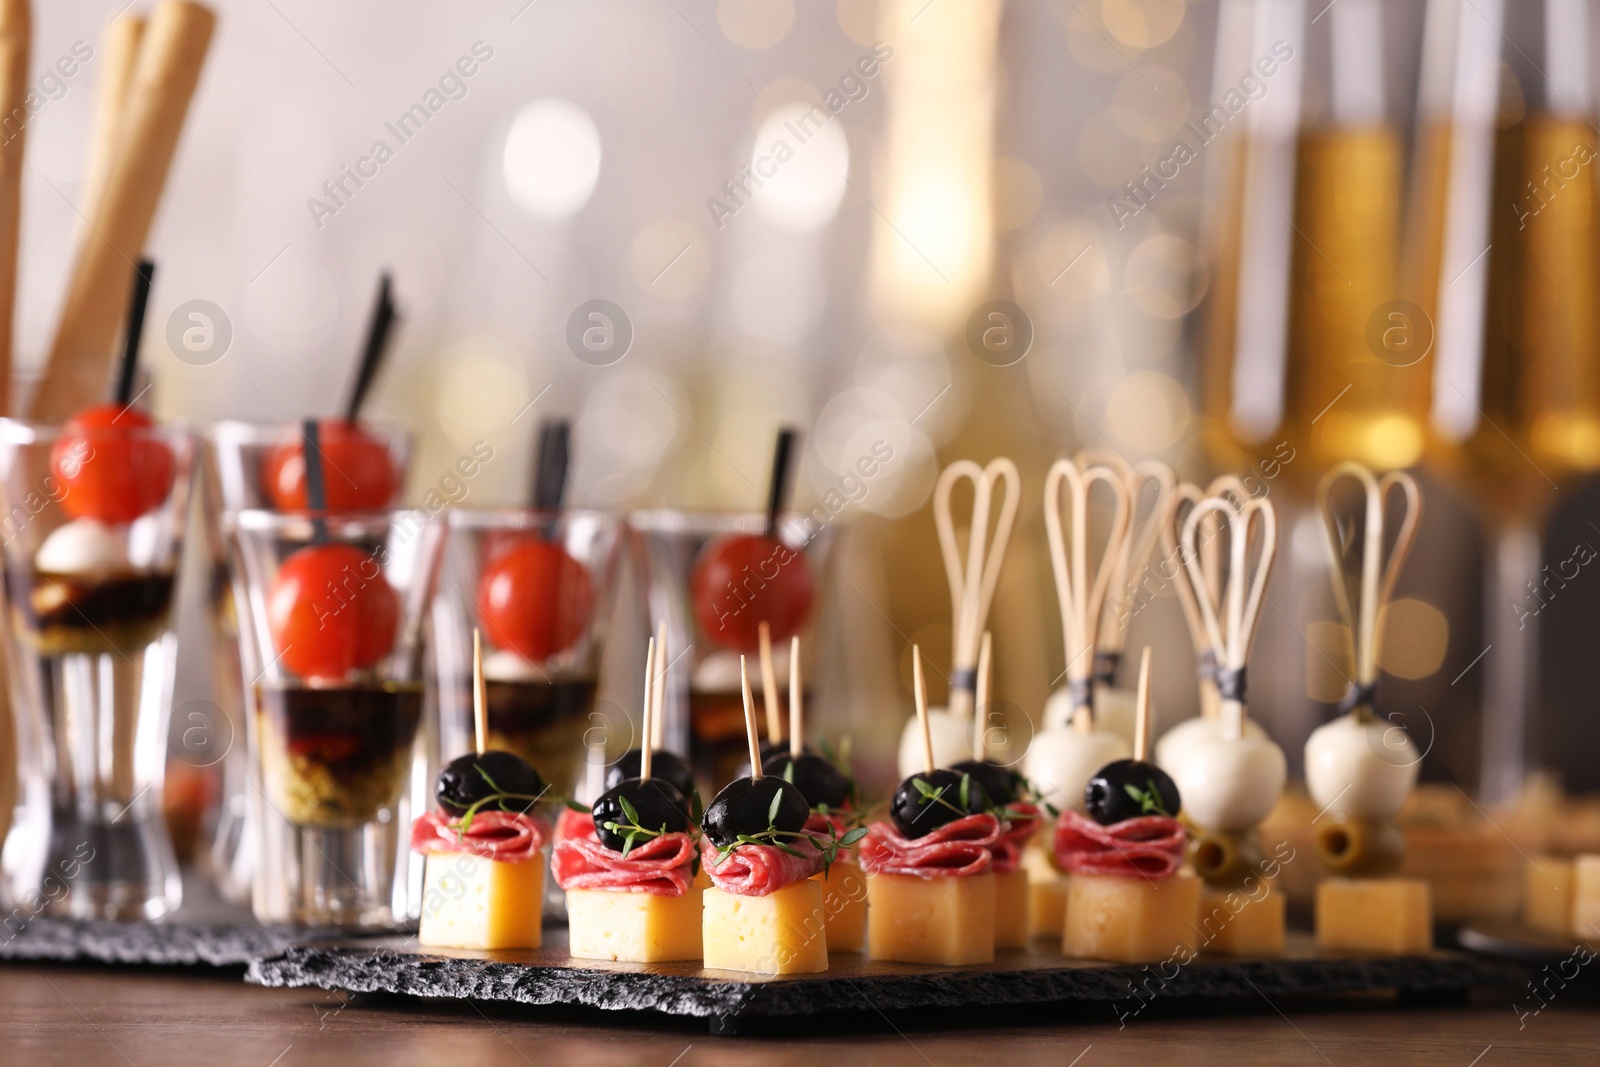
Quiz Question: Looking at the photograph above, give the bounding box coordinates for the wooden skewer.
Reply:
[740,656,762,779]
[789,636,802,760]
[472,629,487,756]
[1133,647,1152,762]
[651,620,666,751]
[0,0,29,418]
[971,630,992,760]
[30,0,216,419]
[758,621,781,744]
[932,458,1019,720]
[74,15,144,251]
[640,637,655,781]
[913,644,933,775]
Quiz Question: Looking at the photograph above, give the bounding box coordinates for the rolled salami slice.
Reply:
[553,806,594,844]
[990,801,1042,874]
[1052,809,1185,879]
[410,810,549,864]
[702,832,828,897]
[551,821,697,896]
[803,810,855,838]
[858,812,1000,878]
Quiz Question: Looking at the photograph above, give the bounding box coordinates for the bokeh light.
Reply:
[502,99,602,220]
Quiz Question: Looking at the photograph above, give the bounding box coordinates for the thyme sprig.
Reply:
[709,789,869,876]
[450,766,549,840]
[1124,779,1173,818]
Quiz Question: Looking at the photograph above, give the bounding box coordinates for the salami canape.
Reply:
[555,636,702,962]
[1058,649,1201,963]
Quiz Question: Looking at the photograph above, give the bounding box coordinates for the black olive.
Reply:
[949,759,1024,806]
[592,778,691,852]
[436,750,546,816]
[702,775,809,849]
[734,740,809,780]
[1084,759,1182,825]
[604,749,697,812]
[761,752,853,810]
[890,768,989,839]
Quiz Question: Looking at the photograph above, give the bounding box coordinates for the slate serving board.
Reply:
[246,931,1522,1033]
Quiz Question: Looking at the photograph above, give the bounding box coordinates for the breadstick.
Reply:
[0,0,28,418]
[30,0,215,419]
[74,15,145,250]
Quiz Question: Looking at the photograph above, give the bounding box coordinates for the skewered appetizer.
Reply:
[554,637,703,963]
[864,647,1000,966]
[1168,493,1287,956]
[1023,459,1131,937]
[700,656,863,975]
[1305,464,1431,955]
[1057,648,1199,963]
[896,458,1018,775]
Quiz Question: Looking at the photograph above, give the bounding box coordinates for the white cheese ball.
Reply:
[1022,726,1131,814]
[1042,683,1138,745]
[897,707,973,778]
[482,648,542,682]
[1169,734,1287,831]
[1304,714,1420,820]
[35,518,129,576]
[1155,715,1267,775]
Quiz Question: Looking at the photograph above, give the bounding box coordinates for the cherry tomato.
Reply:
[689,533,813,653]
[51,404,175,524]
[267,543,398,682]
[475,536,594,662]
[262,420,398,510]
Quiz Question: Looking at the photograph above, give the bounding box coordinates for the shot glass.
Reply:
[629,512,835,787]
[196,421,411,904]
[230,508,441,928]
[0,417,196,920]
[433,509,625,799]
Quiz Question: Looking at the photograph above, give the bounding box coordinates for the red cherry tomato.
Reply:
[475,537,595,662]
[267,543,399,682]
[50,404,175,524]
[690,533,813,653]
[262,420,398,510]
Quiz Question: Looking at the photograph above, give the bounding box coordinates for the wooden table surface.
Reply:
[1,962,1596,1066]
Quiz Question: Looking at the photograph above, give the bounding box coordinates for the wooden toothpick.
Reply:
[759,620,782,744]
[913,644,934,775]
[651,620,667,751]
[741,655,763,779]
[640,636,655,781]
[1133,646,1152,762]
[971,630,992,761]
[473,628,487,756]
[789,635,803,760]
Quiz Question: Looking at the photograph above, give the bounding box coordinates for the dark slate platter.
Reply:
[1457,917,1598,965]
[247,930,1522,1032]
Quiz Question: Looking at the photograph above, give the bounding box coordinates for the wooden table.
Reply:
[1,962,1596,1065]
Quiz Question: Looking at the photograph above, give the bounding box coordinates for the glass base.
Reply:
[254,815,405,930]
[43,805,181,921]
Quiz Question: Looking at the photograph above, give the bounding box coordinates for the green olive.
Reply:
[1188,829,1265,887]
[1314,815,1404,876]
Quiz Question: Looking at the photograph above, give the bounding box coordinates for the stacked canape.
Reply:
[1056,649,1200,963]
[1305,463,1431,954]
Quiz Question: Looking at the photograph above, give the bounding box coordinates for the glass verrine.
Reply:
[197,421,411,904]
[0,417,196,919]
[629,511,836,788]
[230,507,441,928]
[433,509,624,799]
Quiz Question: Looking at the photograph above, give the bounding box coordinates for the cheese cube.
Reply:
[1196,885,1285,957]
[418,853,543,950]
[1571,855,1600,939]
[1524,855,1575,936]
[703,881,829,975]
[566,887,703,963]
[867,871,995,966]
[1315,878,1431,955]
[1023,844,1068,938]
[995,869,1029,949]
[1063,872,1202,963]
[814,863,868,953]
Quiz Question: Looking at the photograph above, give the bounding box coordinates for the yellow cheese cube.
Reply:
[867,871,995,966]
[1196,885,1285,957]
[1022,842,1068,938]
[1063,872,1201,963]
[565,887,703,962]
[703,880,829,975]
[995,869,1029,949]
[418,852,543,950]
[1315,878,1432,955]
[1571,855,1600,939]
[813,863,868,953]
[1524,855,1575,936]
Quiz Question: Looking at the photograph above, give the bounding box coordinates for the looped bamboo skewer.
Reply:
[1161,474,1252,721]
[1090,455,1176,683]
[1043,458,1130,733]
[932,458,1019,720]
[970,630,993,759]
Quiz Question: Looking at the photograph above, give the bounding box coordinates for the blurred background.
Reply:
[9,0,1600,825]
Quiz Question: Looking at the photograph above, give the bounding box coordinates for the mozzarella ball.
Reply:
[35,518,129,576]
[1155,715,1267,775]
[1304,714,1420,819]
[1042,683,1139,744]
[897,707,973,778]
[1022,726,1131,814]
[1169,734,1287,831]
[482,648,543,682]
